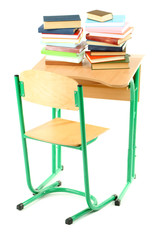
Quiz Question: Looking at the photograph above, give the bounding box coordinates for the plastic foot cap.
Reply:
[17,203,24,210]
[61,165,64,171]
[115,199,121,206]
[57,180,62,187]
[65,217,73,225]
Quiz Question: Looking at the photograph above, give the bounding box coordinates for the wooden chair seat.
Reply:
[25,118,108,147]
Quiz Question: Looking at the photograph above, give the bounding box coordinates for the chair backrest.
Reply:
[20,70,79,111]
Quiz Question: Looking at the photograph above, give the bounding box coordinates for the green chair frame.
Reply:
[14,67,140,224]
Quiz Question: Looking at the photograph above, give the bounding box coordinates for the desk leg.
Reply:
[57,109,62,169]
[132,67,140,178]
[115,77,136,206]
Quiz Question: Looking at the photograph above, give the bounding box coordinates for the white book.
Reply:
[45,53,84,63]
[42,35,83,44]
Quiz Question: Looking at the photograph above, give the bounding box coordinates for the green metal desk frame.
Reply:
[14,66,140,224]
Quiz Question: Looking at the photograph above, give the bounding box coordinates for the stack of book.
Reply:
[38,15,86,65]
[85,10,133,70]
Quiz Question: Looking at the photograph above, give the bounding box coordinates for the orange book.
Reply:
[85,51,125,64]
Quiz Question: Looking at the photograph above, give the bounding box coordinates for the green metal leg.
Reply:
[57,109,62,169]
[52,108,56,174]
[132,67,140,178]
[64,85,117,224]
[115,67,140,206]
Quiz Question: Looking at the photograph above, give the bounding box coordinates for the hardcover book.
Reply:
[90,49,126,56]
[45,41,86,53]
[43,15,81,22]
[43,15,81,30]
[85,22,130,34]
[42,28,83,39]
[88,42,126,52]
[38,25,77,34]
[41,47,85,58]
[87,10,113,22]
[85,51,127,63]
[91,56,130,70]
[85,15,125,27]
[86,33,132,45]
[86,27,133,39]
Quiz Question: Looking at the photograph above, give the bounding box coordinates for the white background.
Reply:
[0,0,160,239]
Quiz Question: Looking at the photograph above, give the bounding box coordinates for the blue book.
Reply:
[85,15,125,27]
[43,15,81,22]
[38,25,77,34]
[88,42,126,52]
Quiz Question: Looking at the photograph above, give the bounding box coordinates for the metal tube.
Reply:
[57,109,62,169]
[14,75,38,194]
[132,67,140,178]
[118,182,131,200]
[78,85,116,210]
[52,108,56,173]
[127,79,135,183]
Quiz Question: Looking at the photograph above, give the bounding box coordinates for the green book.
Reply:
[41,48,83,58]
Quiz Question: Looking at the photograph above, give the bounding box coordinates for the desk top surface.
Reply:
[33,55,143,88]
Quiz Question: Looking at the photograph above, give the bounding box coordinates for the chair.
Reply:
[14,70,117,224]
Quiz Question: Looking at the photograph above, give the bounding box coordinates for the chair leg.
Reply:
[65,194,117,224]
[17,180,61,210]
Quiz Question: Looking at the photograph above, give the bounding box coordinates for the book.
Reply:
[90,50,126,56]
[42,28,83,39]
[42,34,83,44]
[85,51,126,63]
[43,15,81,30]
[85,22,129,34]
[88,42,127,52]
[44,21,81,30]
[38,25,77,34]
[86,40,125,47]
[86,33,132,45]
[45,41,87,53]
[86,27,133,39]
[41,47,85,57]
[42,42,80,48]
[91,56,130,70]
[45,54,84,63]
[85,15,125,27]
[43,15,81,22]
[87,10,113,22]
[45,60,83,66]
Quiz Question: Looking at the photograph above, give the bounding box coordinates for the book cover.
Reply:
[42,34,82,44]
[85,22,129,34]
[88,42,126,52]
[42,42,79,48]
[90,49,126,56]
[43,15,81,22]
[91,56,130,69]
[44,20,81,30]
[42,28,83,39]
[86,40,124,47]
[45,41,87,53]
[86,33,132,45]
[85,51,127,63]
[87,10,113,22]
[45,54,84,63]
[38,25,77,34]
[45,60,83,66]
[41,47,84,58]
[85,15,125,27]
[86,27,133,39]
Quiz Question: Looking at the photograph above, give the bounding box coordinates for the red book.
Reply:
[86,33,132,46]
[85,51,125,64]
[42,28,83,40]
